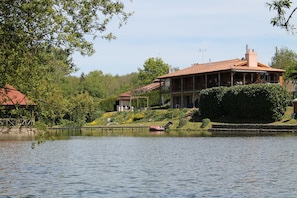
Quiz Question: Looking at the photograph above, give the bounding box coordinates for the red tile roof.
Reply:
[132,82,162,93]
[0,84,35,106]
[118,91,132,101]
[118,82,163,100]
[158,59,285,79]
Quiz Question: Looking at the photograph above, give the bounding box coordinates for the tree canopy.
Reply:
[0,0,132,87]
[0,0,133,126]
[137,57,170,86]
[270,47,297,80]
[267,0,297,32]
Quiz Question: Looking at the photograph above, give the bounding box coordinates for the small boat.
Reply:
[149,126,165,132]
[149,122,173,132]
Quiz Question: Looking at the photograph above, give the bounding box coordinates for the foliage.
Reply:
[98,97,117,112]
[80,70,107,98]
[131,90,170,108]
[201,118,211,128]
[133,113,146,121]
[35,85,70,126]
[267,0,297,32]
[199,87,228,119]
[270,47,297,80]
[200,84,289,121]
[64,92,97,127]
[177,118,187,128]
[137,57,170,86]
[0,0,133,127]
[0,0,132,87]
[222,84,289,121]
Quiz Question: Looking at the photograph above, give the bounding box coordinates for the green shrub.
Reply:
[199,86,227,119]
[133,113,145,121]
[201,118,211,128]
[222,84,289,121]
[200,84,289,121]
[177,118,187,128]
[98,97,117,112]
[154,114,167,121]
[34,121,48,131]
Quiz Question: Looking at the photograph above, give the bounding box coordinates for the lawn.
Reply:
[86,106,297,131]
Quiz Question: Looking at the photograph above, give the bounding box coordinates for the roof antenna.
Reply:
[199,48,207,63]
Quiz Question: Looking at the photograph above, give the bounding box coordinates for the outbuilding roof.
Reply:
[0,84,35,106]
[117,82,163,101]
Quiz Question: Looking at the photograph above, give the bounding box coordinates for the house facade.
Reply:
[157,48,285,108]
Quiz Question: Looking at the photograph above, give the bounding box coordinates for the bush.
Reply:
[98,97,117,112]
[201,118,211,128]
[133,113,145,121]
[222,84,289,121]
[177,118,187,128]
[200,84,289,121]
[199,86,227,119]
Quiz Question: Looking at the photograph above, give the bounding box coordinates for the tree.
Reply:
[137,57,170,86]
[270,47,297,80]
[67,92,97,126]
[0,0,132,87]
[267,0,297,32]
[80,70,107,98]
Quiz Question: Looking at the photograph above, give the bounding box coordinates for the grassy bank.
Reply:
[85,106,297,131]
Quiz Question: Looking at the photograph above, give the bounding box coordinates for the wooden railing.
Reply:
[0,118,34,127]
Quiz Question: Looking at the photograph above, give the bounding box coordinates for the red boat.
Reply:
[149,122,173,132]
[149,126,165,132]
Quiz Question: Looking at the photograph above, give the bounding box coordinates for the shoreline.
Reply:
[209,123,297,136]
[2,123,297,139]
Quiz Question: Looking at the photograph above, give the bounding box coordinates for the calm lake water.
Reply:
[1,136,297,197]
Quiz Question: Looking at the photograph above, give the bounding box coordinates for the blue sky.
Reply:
[72,0,297,76]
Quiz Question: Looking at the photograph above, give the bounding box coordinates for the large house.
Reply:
[157,47,285,108]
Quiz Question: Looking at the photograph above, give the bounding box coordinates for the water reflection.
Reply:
[1,137,297,197]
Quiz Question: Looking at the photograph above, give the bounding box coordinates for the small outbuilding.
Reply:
[117,81,163,111]
[0,84,36,127]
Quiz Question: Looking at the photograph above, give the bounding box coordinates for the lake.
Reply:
[1,136,297,197]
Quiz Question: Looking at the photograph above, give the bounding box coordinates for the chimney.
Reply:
[245,47,258,67]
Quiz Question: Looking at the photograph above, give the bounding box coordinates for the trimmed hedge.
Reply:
[200,84,289,121]
[199,86,228,119]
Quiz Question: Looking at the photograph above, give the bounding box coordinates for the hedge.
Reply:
[200,84,289,121]
[199,86,228,119]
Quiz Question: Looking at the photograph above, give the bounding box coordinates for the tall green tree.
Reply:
[67,92,97,126]
[80,70,107,98]
[0,0,132,87]
[137,57,170,86]
[270,47,297,80]
[267,0,297,32]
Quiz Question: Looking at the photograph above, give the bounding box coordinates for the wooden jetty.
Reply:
[209,124,297,136]
[48,126,150,136]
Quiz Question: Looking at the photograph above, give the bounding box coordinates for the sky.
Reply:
[72,0,297,76]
